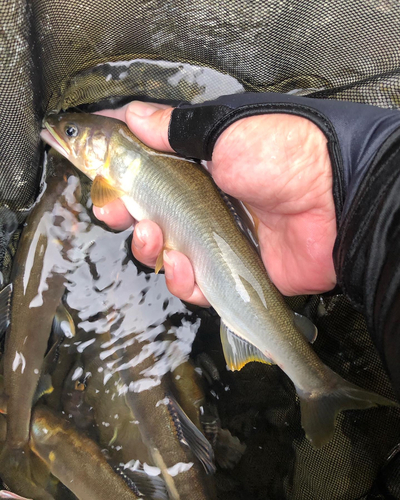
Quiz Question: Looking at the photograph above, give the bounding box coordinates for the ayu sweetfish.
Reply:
[30,406,140,500]
[65,326,216,500]
[41,113,398,449]
[0,153,82,493]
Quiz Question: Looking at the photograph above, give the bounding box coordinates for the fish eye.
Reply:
[65,125,78,137]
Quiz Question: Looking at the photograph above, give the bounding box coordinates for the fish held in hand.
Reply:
[41,113,399,449]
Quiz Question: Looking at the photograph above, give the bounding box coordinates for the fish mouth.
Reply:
[40,122,71,159]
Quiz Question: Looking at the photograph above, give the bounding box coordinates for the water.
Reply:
[0,152,224,499]
[54,58,245,112]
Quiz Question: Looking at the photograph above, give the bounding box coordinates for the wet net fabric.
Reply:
[1,0,400,498]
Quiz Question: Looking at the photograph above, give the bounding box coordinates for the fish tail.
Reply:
[297,366,399,449]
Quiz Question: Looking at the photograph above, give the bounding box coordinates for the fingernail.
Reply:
[128,101,160,118]
[163,250,174,280]
[133,226,145,249]
[93,206,108,221]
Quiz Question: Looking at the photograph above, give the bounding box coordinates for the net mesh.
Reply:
[1,0,400,498]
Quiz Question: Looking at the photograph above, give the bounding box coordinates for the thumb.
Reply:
[125,101,174,152]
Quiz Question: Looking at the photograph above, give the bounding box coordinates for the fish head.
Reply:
[41,113,117,182]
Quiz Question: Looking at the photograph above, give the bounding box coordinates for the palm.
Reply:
[210,114,337,295]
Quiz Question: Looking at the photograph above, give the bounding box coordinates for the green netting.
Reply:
[1,0,400,498]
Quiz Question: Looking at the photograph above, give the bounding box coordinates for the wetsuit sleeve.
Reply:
[168,92,400,393]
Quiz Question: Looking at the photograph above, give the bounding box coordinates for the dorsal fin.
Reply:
[218,190,260,253]
[167,394,216,475]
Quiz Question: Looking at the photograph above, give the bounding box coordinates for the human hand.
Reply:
[94,101,337,306]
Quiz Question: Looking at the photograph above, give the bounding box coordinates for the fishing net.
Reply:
[1,0,400,498]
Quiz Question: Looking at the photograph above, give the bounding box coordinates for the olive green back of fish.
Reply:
[4,154,79,451]
[30,406,140,500]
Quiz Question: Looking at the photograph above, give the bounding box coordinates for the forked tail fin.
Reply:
[297,367,399,449]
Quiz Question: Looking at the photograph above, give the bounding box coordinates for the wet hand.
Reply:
[94,101,337,305]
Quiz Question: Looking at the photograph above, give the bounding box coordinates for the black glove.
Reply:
[169,92,400,395]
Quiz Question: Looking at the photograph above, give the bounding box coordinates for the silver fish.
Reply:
[41,113,398,449]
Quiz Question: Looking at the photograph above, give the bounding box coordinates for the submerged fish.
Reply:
[0,154,81,476]
[0,413,56,500]
[30,406,140,500]
[71,328,216,500]
[41,113,398,448]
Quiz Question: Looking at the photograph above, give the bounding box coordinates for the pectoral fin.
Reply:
[0,491,34,500]
[33,374,54,405]
[155,250,164,274]
[220,320,274,371]
[52,304,75,339]
[215,428,246,469]
[91,175,124,208]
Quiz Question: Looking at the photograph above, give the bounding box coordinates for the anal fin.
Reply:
[155,245,173,274]
[114,466,168,500]
[220,320,274,371]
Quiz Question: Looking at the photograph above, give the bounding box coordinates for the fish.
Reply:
[0,153,81,476]
[63,351,151,464]
[63,353,169,499]
[29,406,140,500]
[0,413,56,500]
[41,113,399,449]
[68,328,216,500]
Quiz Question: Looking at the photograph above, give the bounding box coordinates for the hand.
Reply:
[95,101,337,305]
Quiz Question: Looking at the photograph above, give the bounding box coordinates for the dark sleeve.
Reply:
[168,92,400,392]
[334,128,400,394]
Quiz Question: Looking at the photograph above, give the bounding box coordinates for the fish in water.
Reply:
[41,113,398,449]
[0,153,81,481]
[66,326,216,500]
[30,406,140,500]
